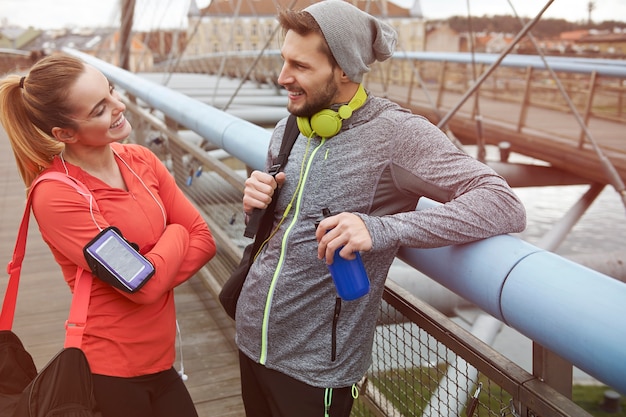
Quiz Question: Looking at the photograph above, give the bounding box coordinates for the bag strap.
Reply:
[244,114,299,239]
[273,114,300,178]
[0,172,94,349]
[0,187,34,330]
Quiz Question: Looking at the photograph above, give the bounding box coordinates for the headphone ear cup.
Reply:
[297,116,313,137]
[295,85,366,138]
[310,109,342,138]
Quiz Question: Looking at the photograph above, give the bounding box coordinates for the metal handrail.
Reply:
[165,50,626,78]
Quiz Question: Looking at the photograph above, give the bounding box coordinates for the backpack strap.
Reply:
[244,114,299,239]
[0,172,94,349]
[272,114,300,177]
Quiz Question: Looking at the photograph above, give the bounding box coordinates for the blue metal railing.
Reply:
[66,48,626,394]
[395,51,626,77]
[170,49,626,77]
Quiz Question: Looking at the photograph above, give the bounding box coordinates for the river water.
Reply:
[469,145,626,258]
[514,184,625,257]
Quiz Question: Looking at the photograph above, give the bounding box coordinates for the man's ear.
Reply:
[51,127,77,143]
[338,70,352,85]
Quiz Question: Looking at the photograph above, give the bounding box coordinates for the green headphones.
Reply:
[296,84,367,138]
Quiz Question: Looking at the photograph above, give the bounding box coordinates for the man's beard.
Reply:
[287,74,338,118]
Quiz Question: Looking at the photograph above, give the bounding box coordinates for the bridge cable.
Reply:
[221,0,299,112]
[389,14,465,149]
[465,0,487,163]
[159,1,212,87]
[435,0,555,130]
[211,0,246,107]
[505,0,626,210]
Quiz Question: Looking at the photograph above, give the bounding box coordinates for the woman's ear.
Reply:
[51,127,77,143]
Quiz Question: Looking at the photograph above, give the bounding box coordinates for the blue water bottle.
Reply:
[318,209,370,301]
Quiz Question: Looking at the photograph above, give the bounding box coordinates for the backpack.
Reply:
[0,172,100,417]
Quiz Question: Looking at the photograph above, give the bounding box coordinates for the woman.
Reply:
[0,53,216,417]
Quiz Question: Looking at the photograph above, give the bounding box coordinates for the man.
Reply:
[235,1,526,416]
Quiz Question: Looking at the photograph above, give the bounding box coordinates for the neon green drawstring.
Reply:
[352,383,359,399]
[324,384,358,416]
[324,388,333,417]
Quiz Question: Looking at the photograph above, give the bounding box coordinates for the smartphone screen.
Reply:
[84,227,154,292]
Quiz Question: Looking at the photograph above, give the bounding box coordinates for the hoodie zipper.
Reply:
[259,138,326,365]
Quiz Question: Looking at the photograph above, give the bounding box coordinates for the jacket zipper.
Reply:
[259,138,326,365]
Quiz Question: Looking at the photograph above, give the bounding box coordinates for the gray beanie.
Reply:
[304,0,397,83]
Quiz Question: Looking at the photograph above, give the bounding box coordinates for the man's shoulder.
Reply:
[365,95,423,124]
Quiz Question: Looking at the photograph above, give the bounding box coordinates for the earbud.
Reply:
[179,370,188,382]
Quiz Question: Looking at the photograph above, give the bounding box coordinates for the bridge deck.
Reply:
[366,82,626,187]
[0,127,245,416]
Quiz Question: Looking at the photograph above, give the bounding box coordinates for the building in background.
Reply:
[184,0,426,56]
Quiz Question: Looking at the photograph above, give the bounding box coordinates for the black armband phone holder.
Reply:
[83,226,154,293]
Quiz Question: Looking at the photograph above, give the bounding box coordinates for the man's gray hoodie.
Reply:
[235,93,526,388]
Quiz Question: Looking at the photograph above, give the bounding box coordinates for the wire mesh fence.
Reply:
[351,281,592,417]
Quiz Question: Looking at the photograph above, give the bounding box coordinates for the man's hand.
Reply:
[243,170,286,214]
[315,212,372,264]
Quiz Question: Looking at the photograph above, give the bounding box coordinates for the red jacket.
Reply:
[31,142,216,377]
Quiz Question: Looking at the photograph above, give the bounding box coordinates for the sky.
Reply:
[1,0,625,30]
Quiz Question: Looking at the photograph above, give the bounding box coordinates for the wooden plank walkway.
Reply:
[0,127,245,416]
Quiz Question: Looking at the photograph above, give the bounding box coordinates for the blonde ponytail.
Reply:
[0,53,85,187]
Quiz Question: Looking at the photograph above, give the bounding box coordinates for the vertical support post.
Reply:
[407,60,416,106]
[384,58,393,92]
[517,66,533,133]
[618,84,624,119]
[164,116,184,186]
[436,61,447,109]
[470,63,485,120]
[578,70,598,148]
[533,343,573,399]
